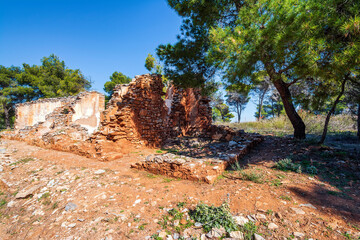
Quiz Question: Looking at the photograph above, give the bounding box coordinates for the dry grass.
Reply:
[219,111,356,136]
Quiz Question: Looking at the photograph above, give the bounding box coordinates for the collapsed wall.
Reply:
[5,74,215,160]
[3,74,264,182]
[97,74,169,146]
[166,86,212,137]
[15,91,104,135]
[94,74,213,146]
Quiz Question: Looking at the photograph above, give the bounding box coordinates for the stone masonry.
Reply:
[2,74,263,182]
[94,74,213,146]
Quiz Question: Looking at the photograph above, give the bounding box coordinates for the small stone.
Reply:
[195,222,202,227]
[256,213,267,220]
[294,232,305,237]
[254,233,265,240]
[65,202,78,211]
[173,233,180,239]
[206,227,226,238]
[15,185,41,199]
[7,200,15,207]
[32,209,45,216]
[299,203,317,209]
[94,169,106,174]
[229,141,237,147]
[77,218,85,222]
[173,219,180,226]
[230,231,244,239]
[268,223,278,230]
[159,231,167,238]
[47,179,57,187]
[234,215,249,226]
[68,223,76,228]
[133,199,141,206]
[290,207,305,215]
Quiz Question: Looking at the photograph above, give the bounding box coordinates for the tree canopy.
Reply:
[103,71,132,97]
[0,54,91,128]
[158,0,360,139]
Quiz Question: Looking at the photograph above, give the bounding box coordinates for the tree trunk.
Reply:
[3,103,10,129]
[357,103,360,139]
[236,102,240,123]
[273,80,306,139]
[257,87,268,121]
[319,77,347,144]
[239,105,243,123]
[257,97,261,121]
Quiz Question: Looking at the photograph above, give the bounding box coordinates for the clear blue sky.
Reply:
[0,0,256,122]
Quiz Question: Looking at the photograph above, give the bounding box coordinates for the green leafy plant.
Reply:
[10,157,35,166]
[275,159,302,173]
[239,170,264,184]
[139,223,147,230]
[306,165,318,175]
[0,199,7,208]
[270,179,282,187]
[189,202,239,233]
[280,195,292,201]
[230,161,243,171]
[240,221,258,239]
[177,202,186,208]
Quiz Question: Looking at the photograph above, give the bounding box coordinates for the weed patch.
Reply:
[275,159,302,173]
[189,202,238,233]
[239,170,264,184]
[10,157,35,166]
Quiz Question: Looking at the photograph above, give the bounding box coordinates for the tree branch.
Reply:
[286,77,301,87]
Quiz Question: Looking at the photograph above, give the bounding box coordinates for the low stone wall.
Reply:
[131,133,264,183]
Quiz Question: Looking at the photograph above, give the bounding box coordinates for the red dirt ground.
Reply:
[0,137,359,240]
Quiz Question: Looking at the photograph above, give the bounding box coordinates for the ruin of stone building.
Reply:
[5,74,215,160]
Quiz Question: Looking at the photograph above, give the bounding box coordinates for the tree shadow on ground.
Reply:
[230,133,360,224]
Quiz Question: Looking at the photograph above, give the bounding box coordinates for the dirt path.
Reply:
[0,138,359,240]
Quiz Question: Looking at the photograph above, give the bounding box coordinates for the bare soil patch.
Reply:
[0,137,359,240]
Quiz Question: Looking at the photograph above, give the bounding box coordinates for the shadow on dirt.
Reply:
[230,133,360,223]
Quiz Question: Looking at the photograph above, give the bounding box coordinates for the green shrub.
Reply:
[189,202,239,233]
[239,171,264,184]
[275,159,302,173]
[306,165,318,175]
[241,221,258,240]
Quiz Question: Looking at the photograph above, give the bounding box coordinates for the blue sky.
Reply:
[0,0,256,122]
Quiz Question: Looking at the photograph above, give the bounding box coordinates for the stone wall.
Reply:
[97,74,168,146]
[166,86,212,137]
[96,74,213,146]
[4,74,219,161]
[15,97,67,130]
[15,91,105,135]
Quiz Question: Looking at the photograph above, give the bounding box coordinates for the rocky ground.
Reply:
[0,136,359,240]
